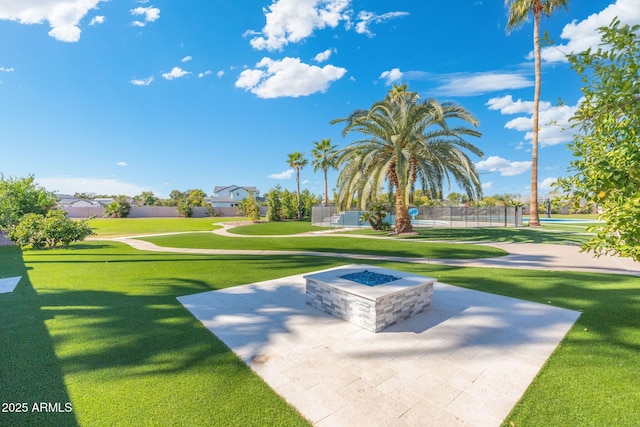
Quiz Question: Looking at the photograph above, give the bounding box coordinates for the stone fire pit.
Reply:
[304,264,436,332]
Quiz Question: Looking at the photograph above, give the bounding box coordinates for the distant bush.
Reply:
[8,210,93,249]
[205,204,222,217]
[176,201,194,218]
[104,196,132,218]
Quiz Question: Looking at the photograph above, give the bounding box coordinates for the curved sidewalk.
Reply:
[104,231,640,277]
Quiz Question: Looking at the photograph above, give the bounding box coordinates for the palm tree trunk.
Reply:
[394,190,413,234]
[296,169,302,220]
[529,5,542,227]
[323,167,329,205]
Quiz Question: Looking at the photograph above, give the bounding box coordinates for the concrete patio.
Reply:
[178,266,581,426]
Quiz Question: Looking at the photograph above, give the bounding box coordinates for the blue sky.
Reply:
[1,0,639,199]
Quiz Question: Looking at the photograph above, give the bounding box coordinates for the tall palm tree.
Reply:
[505,0,569,227]
[286,151,308,220]
[311,138,338,205]
[331,87,484,234]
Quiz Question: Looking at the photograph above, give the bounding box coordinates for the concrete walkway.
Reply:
[104,227,640,277]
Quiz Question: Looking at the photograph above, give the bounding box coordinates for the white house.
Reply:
[206,185,260,207]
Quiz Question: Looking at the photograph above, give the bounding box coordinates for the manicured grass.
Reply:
[0,243,320,426]
[343,226,593,245]
[2,242,639,425]
[139,232,508,259]
[87,217,232,237]
[228,220,331,235]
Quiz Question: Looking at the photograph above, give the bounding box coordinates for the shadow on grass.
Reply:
[0,246,79,427]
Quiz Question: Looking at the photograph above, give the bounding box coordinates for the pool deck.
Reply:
[178,268,580,426]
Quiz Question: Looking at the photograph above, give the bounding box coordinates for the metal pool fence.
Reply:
[311,205,523,228]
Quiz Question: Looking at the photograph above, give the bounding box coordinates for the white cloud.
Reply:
[88,15,104,26]
[198,70,212,78]
[488,95,578,147]
[216,70,225,78]
[539,0,640,62]
[162,67,191,80]
[435,72,533,96]
[355,10,409,37]
[0,0,106,42]
[37,177,149,196]
[539,177,557,191]
[130,76,154,86]
[248,0,351,51]
[481,181,493,191]
[235,57,346,98]
[0,66,14,72]
[116,161,128,167]
[379,68,403,85]
[181,56,192,63]
[130,6,160,27]
[268,169,295,179]
[314,48,335,63]
[476,156,531,176]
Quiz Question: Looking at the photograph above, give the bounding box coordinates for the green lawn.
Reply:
[139,232,507,259]
[2,218,639,425]
[227,220,331,235]
[342,226,594,245]
[87,217,233,237]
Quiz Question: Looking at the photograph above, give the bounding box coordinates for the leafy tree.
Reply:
[446,192,469,206]
[168,190,187,206]
[311,138,338,205]
[280,189,297,220]
[104,196,132,218]
[0,175,57,229]
[186,189,207,207]
[331,86,483,233]
[300,189,322,219]
[286,151,308,220]
[558,19,640,260]
[504,0,570,226]
[9,210,93,249]
[238,191,260,222]
[134,191,158,206]
[265,185,283,222]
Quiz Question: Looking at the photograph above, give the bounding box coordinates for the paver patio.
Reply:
[179,266,581,426]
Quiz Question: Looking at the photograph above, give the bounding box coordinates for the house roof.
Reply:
[213,185,259,194]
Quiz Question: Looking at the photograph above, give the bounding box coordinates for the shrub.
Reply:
[205,204,222,217]
[176,201,193,218]
[8,210,93,249]
[104,196,132,218]
[0,175,57,229]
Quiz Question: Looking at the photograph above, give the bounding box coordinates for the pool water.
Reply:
[340,270,400,286]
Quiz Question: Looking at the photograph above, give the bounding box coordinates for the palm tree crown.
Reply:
[505,0,570,227]
[331,87,484,234]
[311,138,338,205]
[287,151,308,220]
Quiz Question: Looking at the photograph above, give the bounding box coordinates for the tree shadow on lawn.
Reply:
[396,262,640,355]
[0,246,79,427]
[402,227,589,245]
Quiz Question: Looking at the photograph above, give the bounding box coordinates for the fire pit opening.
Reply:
[339,270,400,286]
